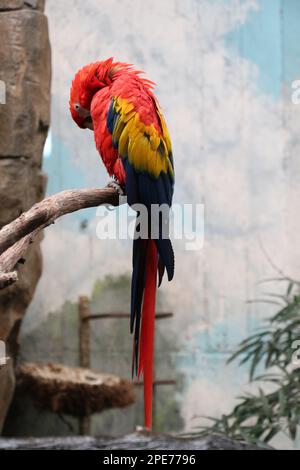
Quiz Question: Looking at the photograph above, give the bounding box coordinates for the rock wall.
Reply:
[0,0,51,432]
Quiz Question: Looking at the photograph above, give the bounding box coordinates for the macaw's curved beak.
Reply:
[83,114,94,130]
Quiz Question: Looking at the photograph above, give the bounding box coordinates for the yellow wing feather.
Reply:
[112,97,174,180]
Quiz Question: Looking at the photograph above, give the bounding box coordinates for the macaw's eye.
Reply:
[74,103,80,112]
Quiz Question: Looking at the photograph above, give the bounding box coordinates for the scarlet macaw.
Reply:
[69,58,174,429]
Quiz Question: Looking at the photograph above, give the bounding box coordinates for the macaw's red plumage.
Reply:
[70,58,174,429]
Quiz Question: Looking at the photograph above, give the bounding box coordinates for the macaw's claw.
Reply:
[107,180,125,196]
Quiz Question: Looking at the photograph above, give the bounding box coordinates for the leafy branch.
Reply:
[194,279,300,445]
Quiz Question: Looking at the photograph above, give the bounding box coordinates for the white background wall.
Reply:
[21,0,300,448]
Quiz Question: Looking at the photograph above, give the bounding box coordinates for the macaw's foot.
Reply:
[135,425,151,433]
[107,180,125,196]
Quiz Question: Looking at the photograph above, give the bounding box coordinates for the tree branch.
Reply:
[0,271,18,290]
[0,186,121,290]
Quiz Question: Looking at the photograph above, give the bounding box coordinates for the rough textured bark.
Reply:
[0,0,51,432]
[0,187,120,258]
[0,187,121,288]
[0,432,265,450]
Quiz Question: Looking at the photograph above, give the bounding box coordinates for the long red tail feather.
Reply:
[138,240,158,429]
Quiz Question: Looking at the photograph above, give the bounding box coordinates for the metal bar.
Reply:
[133,379,176,387]
[83,312,173,321]
[78,296,91,436]
[79,296,91,369]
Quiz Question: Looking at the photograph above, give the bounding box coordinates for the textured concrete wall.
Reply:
[0,0,51,431]
[13,0,300,448]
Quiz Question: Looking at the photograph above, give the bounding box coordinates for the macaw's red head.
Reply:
[69,59,111,130]
[69,57,131,130]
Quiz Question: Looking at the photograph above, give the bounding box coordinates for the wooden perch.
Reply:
[0,186,121,290]
[16,362,135,416]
